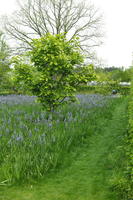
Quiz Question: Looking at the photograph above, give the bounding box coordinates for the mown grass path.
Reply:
[0,98,128,200]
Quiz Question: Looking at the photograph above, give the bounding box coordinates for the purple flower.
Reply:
[16,135,23,142]
[28,131,32,137]
[48,123,52,127]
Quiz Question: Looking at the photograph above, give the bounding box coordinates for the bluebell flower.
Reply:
[16,135,23,142]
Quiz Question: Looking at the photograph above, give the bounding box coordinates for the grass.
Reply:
[0,94,108,183]
[0,95,129,200]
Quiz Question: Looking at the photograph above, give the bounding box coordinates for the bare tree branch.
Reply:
[4,0,104,56]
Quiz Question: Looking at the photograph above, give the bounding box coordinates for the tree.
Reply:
[4,0,103,56]
[13,33,95,111]
[0,32,11,91]
[11,56,35,94]
[110,68,131,82]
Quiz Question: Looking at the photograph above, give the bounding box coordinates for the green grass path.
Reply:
[0,99,128,200]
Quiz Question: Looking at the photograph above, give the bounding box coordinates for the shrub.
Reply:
[110,70,133,200]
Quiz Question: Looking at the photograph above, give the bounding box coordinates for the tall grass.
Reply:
[108,76,133,200]
[0,94,115,184]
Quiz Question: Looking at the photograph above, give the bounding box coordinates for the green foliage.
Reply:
[109,69,133,200]
[13,33,95,111]
[11,56,35,94]
[30,33,95,111]
[0,32,10,62]
[77,83,130,95]
[0,97,129,200]
[92,68,130,95]
[0,32,11,91]
[126,76,133,199]
[95,66,132,83]
[0,95,109,184]
[110,68,131,82]
[98,81,130,95]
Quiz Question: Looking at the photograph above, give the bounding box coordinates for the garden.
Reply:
[0,92,132,200]
[0,0,132,199]
[0,30,132,200]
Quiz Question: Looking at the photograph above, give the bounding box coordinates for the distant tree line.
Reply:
[95,66,132,82]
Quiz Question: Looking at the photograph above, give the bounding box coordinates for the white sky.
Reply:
[92,0,133,68]
[0,0,17,15]
[0,0,133,68]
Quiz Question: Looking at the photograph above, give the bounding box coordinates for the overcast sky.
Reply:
[0,0,133,68]
[92,0,133,68]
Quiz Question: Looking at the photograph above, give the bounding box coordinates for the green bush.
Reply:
[126,81,133,199]
[77,83,130,95]
[109,74,133,199]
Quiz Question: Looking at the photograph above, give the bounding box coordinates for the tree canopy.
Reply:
[13,33,95,111]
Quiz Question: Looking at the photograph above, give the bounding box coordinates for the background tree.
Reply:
[0,32,11,92]
[110,68,131,82]
[4,0,103,57]
[11,55,35,94]
[95,66,132,82]
[13,33,95,111]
